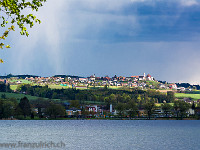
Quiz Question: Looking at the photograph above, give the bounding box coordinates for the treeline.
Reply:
[176,83,200,90]
[0,74,40,79]
[0,83,12,92]
[14,84,175,104]
[0,97,65,119]
[115,99,195,120]
[0,96,196,120]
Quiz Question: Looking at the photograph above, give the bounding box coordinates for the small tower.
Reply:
[110,104,112,113]
[143,73,146,80]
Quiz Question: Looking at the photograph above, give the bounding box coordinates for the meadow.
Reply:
[175,93,200,100]
[0,92,41,101]
[0,92,60,102]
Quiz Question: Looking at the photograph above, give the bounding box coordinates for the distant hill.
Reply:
[53,75,84,78]
[0,74,40,79]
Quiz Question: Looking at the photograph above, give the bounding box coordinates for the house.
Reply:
[86,105,98,112]
[121,82,128,87]
[61,82,69,86]
[146,74,154,81]
[79,78,88,83]
[131,82,138,87]
[88,74,96,81]
[187,108,195,116]
[169,84,177,89]
[138,76,145,81]
[132,73,146,81]
[177,87,185,92]
[138,109,145,117]
[131,76,139,81]
[66,109,81,117]
[159,84,167,89]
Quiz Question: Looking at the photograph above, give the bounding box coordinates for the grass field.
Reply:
[0,92,41,100]
[175,93,200,100]
[155,103,174,107]
[10,85,18,91]
[9,79,32,84]
[0,92,61,102]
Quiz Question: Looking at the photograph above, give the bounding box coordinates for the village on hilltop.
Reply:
[0,73,190,91]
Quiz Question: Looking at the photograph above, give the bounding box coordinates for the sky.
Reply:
[1,0,200,84]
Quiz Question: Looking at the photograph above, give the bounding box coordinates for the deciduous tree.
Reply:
[0,0,46,62]
[116,103,125,119]
[161,103,172,117]
[126,100,138,119]
[174,100,190,120]
[45,103,65,119]
[144,98,155,120]
[18,96,31,118]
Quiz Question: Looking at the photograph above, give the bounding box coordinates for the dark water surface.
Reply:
[0,120,199,150]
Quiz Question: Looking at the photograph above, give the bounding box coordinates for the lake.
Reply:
[0,120,200,150]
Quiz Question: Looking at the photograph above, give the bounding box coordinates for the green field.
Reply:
[175,93,200,100]
[155,103,174,107]
[9,79,32,84]
[0,92,61,102]
[0,92,42,100]
[10,85,18,91]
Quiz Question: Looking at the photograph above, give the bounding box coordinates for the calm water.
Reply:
[0,120,200,150]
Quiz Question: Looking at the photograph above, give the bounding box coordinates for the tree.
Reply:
[179,101,190,119]
[173,100,190,120]
[1,93,6,99]
[0,82,11,92]
[109,94,116,105]
[45,103,65,119]
[0,99,3,119]
[18,96,31,118]
[126,100,138,119]
[161,103,172,117]
[2,101,15,118]
[30,98,50,118]
[136,94,143,109]
[144,98,155,120]
[104,96,111,110]
[166,91,175,103]
[0,0,46,62]
[115,103,125,119]
[69,100,80,109]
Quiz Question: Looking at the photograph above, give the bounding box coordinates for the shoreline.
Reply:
[0,117,199,120]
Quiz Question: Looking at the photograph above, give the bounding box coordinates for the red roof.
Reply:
[131,76,139,78]
[147,74,151,77]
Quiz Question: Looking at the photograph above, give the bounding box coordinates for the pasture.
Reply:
[175,93,200,100]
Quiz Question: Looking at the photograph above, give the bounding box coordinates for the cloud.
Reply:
[180,0,199,7]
